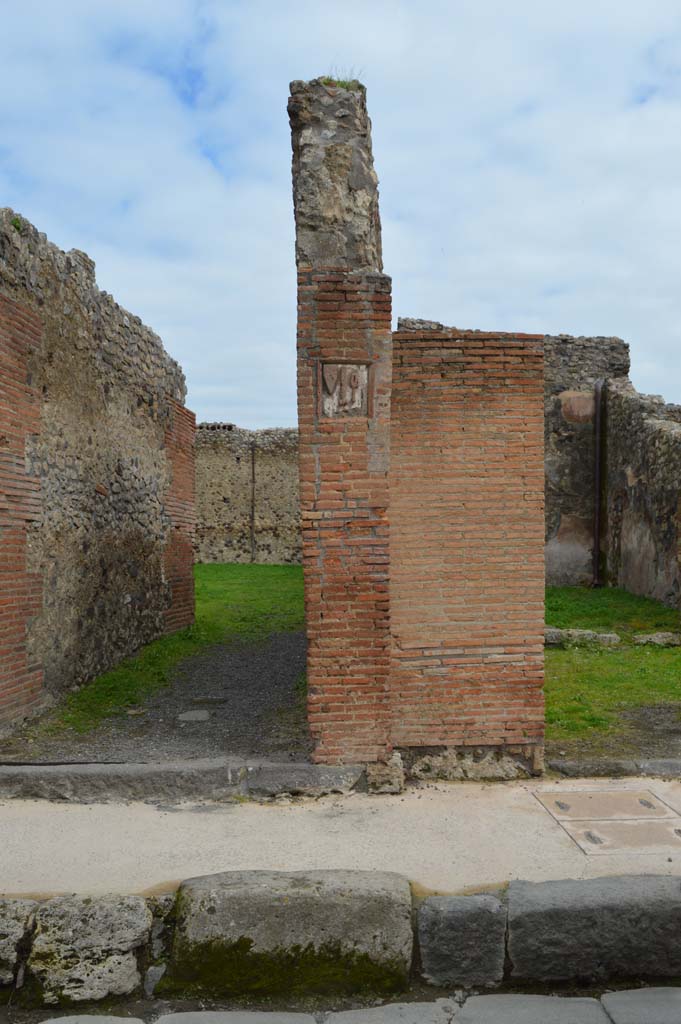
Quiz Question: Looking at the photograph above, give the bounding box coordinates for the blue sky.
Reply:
[2,1,681,426]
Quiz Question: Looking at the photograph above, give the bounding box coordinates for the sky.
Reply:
[2,1,681,427]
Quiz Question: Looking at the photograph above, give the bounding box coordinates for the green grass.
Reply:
[545,585,680,742]
[546,585,678,636]
[45,570,679,745]
[52,564,304,733]
[545,646,681,739]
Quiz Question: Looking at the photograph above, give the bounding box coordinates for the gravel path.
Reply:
[0,631,311,764]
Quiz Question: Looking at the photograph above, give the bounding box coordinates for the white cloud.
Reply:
[2,0,681,426]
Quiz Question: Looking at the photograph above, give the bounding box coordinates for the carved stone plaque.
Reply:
[320,363,369,418]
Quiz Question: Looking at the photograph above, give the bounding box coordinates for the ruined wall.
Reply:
[390,323,545,758]
[289,79,545,766]
[605,382,681,606]
[290,79,393,764]
[194,424,300,564]
[544,335,630,585]
[0,209,195,727]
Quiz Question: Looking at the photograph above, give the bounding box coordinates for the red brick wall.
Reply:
[390,329,545,754]
[0,295,44,726]
[297,269,393,763]
[164,399,196,633]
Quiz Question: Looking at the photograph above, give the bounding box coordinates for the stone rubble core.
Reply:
[288,79,545,768]
[0,209,196,731]
[3,871,681,1008]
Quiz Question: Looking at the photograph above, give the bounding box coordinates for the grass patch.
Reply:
[545,645,681,740]
[545,585,680,742]
[52,564,304,733]
[546,585,678,636]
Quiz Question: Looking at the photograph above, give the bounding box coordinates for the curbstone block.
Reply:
[508,875,681,982]
[0,898,36,986]
[418,895,506,987]
[457,994,610,1023]
[164,869,413,998]
[26,895,152,1004]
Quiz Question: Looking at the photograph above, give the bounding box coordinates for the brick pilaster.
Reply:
[297,269,393,763]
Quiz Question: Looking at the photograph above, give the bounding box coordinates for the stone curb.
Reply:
[0,760,365,803]
[548,758,681,778]
[4,872,681,1007]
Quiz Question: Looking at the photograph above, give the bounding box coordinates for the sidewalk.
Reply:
[3,776,681,897]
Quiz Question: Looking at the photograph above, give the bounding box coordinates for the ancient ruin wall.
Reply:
[390,323,546,756]
[195,424,300,564]
[544,335,630,586]
[605,383,681,606]
[0,209,195,726]
[290,79,393,763]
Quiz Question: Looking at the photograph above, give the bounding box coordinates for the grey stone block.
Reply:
[166,869,413,997]
[329,1001,456,1023]
[156,1015,315,1024]
[244,763,364,797]
[418,895,505,987]
[508,875,681,982]
[601,987,681,1024]
[0,759,245,803]
[457,994,610,1023]
[0,898,36,986]
[27,895,152,1004]
[42,1019,145,1024]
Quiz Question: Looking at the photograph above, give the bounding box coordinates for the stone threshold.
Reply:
[0,759,365,803]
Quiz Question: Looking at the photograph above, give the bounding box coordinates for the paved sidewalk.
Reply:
[33,988,681,1021]
[3,777,681,896]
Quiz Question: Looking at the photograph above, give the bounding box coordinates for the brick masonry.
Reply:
[390,326,545,752]
[296,269,393,763]
[0,209,195,729]
[0,295,44,724]
[289,80,545,765]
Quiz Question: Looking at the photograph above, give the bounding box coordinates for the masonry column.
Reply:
[288,79,392,764]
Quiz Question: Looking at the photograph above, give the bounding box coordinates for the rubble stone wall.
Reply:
[543,334,630,586]
[194,424,300,564]
[0,209,195,728]
[605,382,681,606]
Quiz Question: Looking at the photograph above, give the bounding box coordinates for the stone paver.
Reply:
[35,993,681,1023]
[418,895,505,987]
[601,987,681,1024]
[456,995,610,1023]
[330,1002,455,1023]
[156,1014,315,1024]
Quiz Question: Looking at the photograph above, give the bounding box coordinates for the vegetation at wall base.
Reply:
[49,564,304,733]
[36,571,679,741]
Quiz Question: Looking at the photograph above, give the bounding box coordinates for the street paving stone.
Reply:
[601,987,681,1024]
[37,989,681,1023]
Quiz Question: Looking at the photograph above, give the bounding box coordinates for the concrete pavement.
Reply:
[3,777,681,897]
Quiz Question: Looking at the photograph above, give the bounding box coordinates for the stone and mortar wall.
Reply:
[194,423,300,564]
[544,334,629,586]
[390,323,545,762]
[1,869,680,1006]
[605,382,681,605]
[0,209,195,728]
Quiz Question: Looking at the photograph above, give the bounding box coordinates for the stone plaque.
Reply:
[320,363,369,417]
